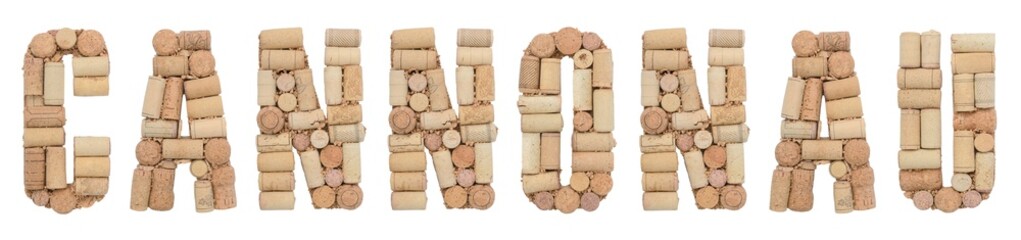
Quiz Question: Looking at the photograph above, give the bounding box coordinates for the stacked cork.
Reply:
[23,28,111,214]
[899,33,995,212]
[389,28,496,210]
[256,28,364,210]
[641,28,749,210]
[519,27,614,213]
[771,31,875,213]
[132,29,236,212]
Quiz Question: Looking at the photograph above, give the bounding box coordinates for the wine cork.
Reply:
[671,109,709,131]
[475,143,493,184]
[823,76,860,100]
[391,28,434,49]
[974,73,994,109]
[190,117,227,139]
[522,133,541,174]
[177,30,210,51]
[708,47,744,66]
[843,139,870,167]
[287,110,326,131]
[828,118,866,140]
[775,141,802,167]
[572,152,614,172]
[24,56,44,95]
[153,56,188,76]
[683,151,708,189]
[130,166,152,211]
[257,70,275,106]
[918,109,941,149]
[720,185,747,210]
[643,192,679,211]
[952,73,975,112]
[555,187,581,214]
[850,167,876,210]
[24,128,66,146]
[900,32,921,68]
[336,185,363,209]
[642,28,686,50]
[708,29,744,48]
[951,173,973,192]
[818,32,850,51]
[643,50,689,70]
[800,78,823,121]
[780,120,818,139]
[521,113,563,133]
[24,148,46,190]
[592,49,613,88]
[388,70,409,106]
[954,131,975,173]
[456,169,476,187]
[324,66,344,105]
[522,172,560,194]
[135,140,162,167]
[74,157,110,178]
[974,152,994,192]
[770,167,793,211]
[388,133,423,153]
[898,90,941,109]
[292,69,320,110]
[442,130,461,149]
[574,69,593,111]
[574,111,594,132]
[540,133,560,170]
[641,133,675,153]
[727,66,747,102]
[642,173,679,192]
[259,28,302,50]
[830,160,848,179]
[519,56,540,92]
[431,150,457,189]
[296,132,315,153]
[642,107,669,134]
[792,31,819,57]
[554,27,583,55]
[325,29,360,47]
[419,109,456,130]
[342,143,361,184]
[582,32,602,51]
[30,32,56,58]
[934,188,961,213]
[204,138,230,168]
[452,145,476,168]
[801,140,843,160]
[324,47,360,66]
[708,169,728,188]
[661,94,681,113]
[962,190,982,208]
[149,167,176,211]
[921,31,940,68]
[703,145,727,169]
[726,143,745,184]
[833,181,853,213]
[73,177,108,196]
[708,67,726,106]
[188,50,216,78]
[592,90,614,132]
[43,147,67,189]
[641,71,659,106]
[180,75,220,100]
[71,56,110,77]
[257,152,294,172]
[641,152,678,172]
[781,77,806,119]
[788,167,815,212]
[574,49,594,69]
[259,50,307,70]
[951,33,995,53]
[461,123,498,143]
[194,180,214,212]
[256,132,292,153]
[709,106,746,127]
[259,172,296,191]
[455,66,475,105]
[539,58,561,94]
[953,109,996,133]
[456,47,492,66]
[913,191,934,210]
[311,186,336,209]
[389,106,417,134]
[444,186,468,208]
[898,150,941,170]
[76,30,106,57]
[163,139,204,159]
[41,62,65,105]
[185,95,224,119]
[712,124,750,144]
[974,133,994,152]
[898,68,942,89]
[572,132,616,152]
[71,136,109,157]
[391,50,439,70]
[792,57,827,78]
[459,105,494,125]
[590,173,612,196]
[391,172,426,192]
[517,96,561,114]
[327,105,362,125]
[694,186,719,209]
[827,52,854,79]
[456,28,492,47]
[259,192,295,210]
[329,124,366,144]
[210,166,236,209]
[678,70,702,111]
[660,73,679,92]
[257,107,285,134]
[952,53,995,74]
[474,65,495,102]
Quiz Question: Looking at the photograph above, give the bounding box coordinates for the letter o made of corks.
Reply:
[519,27,614,213]
[23,28,111,214]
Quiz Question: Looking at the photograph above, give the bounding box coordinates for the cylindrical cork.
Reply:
[589,173,613,196]
[770,167,793,211]
[337,185,363,209]
[554,187,581,214]
[325,29,361,47]
[574,69,593,111]
[211,166,237,209]
[391,191,427,210]
[695,186,720,209]
[443,186,468,208]
[43,147,67,190]
[898,150,941,170]
[467,185,495,209]
[461,123,498,143]
[953,109,996,133]
[823,76,860,100]
[919,109,941,149]
[259,192,295,210]
[592,89,614,132]
[643,192,678,211]
[781,77,806,119]
[194,180,214,212]
[792,57,827,78]
[828,118,866,140]
[640,71,658,107]
[130,167,153,211]
[974,73,994,109]
[677,70,702,111]
[311,186,336,209]
[519,56,540,92]
[708,67,726,106]
[954,131,976,173]
[573,152,614,172]
[975,152,994,192]
[391,28,434,49]
[24,148,46,190]
[456,47,492,66]
[720,185,747,210]
[800,78,823,121]
[572,132,616,152]
[643,50,689,70]
[850,167,876,210]
[818,32,850,51]
[522,172,560,194]
[934,188,961,213]
[641,152,678,172]
[521,114,562,133]
[259,28,302,49]
[642,28,686,50]
[260,50,307,71]
[827,51,855,79]
[528,33,555,58]
[900,32,922,68]
[153,56,189,77]
[708,47,744,66]
[149,167,176,211]
[791,30,819,57]
[833,181,853,213]
[391,50,438,70]
[952,53,995,74]
[457,28,493,47]
[920,31,941,68]
[898,69,942,89]
[389,151,426,172]
[788,168,815,211]
[683,151,709,189]
[642,173,678,192]
[188,50,216,78]
[953,73,976,112]
[539,58,561,94]
[801,140,843,160]
[898,90,941,109]
[555,27,583,55]
[259,172,295,192]
[71,56,110,77]
[825,94,864,120]
[951,33,995,53]
[671,109,709,131]
[844,139,870,167]
[391,172,426,192]
[708,29,744,48]
[780,120,818,139]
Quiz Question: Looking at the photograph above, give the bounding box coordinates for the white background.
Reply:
[1,0,1015,238]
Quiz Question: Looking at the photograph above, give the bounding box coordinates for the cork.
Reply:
[570,172,590,192]
[517,97,561,115]
[952,53,995,74]
[522,172,560,194]
[793,77,822,121]
[191,180,215,212]
[572,132,616,152]
[310,186,336,209]
[974,152,994,192]
[42,62,64,106]
[643,50,689,70]
[712,124,750,144]
[537,58,562,94]
[76,30,106,57]
[336,185,363,209]
[934,188,961,213]
[43,147,67,189]
[257,152,294,172]
[919,31,940,68]
[276,72,295,92]
[828,118,866,140]
[694,130,713,149]
[582,32,602,51]
[676,134,694,152]
[163,139,204,159]
[186,95,225,119]
[658,73,679,93]
[23,105,65,127]
[641,71,659,106]
[953,74,975,111]
[643,173,679,192]
[954,131,975,173]
[974,73,994,109]
[323,66,344,105]
[418,109,455,130]
[74,157,110,177]
[533,192,555,210]
[29,33,56,57]
[708,47,744,66]
[916,109,941,149]
[592,49,613,88]
[71,76,107,96]
[256,107,285,134]
[823,76,860,100]
[844,139,870,167]
[391,28,435,50]
[24,148,45,190]
[590,173,612,196]
[475,143,493,184]
[257,70,275,106]
[388,133,423,153]
[259,50,307,70]
[343,143,361,184]
[52,28,75,50]
[49,188,76,214]
[670,109,709,131]
[898,69,942,89]
[149,167,176,211]
[456,47,492,66]
[24,56,44,95]
[442,130,461,149]
[326,105,362,126]
[706,67,726,106]
[792,31,819,57]
[23,128,64,147]
[210,166,236,209]
[571,152,613,172]
[324,47,360,66]
[574,49,594,69]
[288,110,327,131]
[643,192,679,211]
[259,192,295,210]
[449,145,475,168]
[724,143,745,183]
[153,56,189,76]
[178,30,211,50]
[391,50,439,70]
[458,105,493,125]
[781,77,806,119]
[570,70,594,112]
[695,186,720,209]
[787,167,815,211]
[475,65,495,102]
[720,185,747,210]
[70,56,110,78]
[709,169,727,187]
[898,150,941,170]
[130,167,152,211]
[325,29,360,47]
[554,27,583,55]
[775,141,802,167]
[900,32,921,68]
[521,133,541,174]
[683,151,709,189]
[951,173,973,192]
[641,107,669,134]
[293,69,322,109]
[521,113,563,133]
[190,117,227,139]
[138,120,175,140]
[461,123,498,143]
[573,111,593,132]
[591,89,614,132]
[818,32,851,51]
[431,69,454,108]
[770,167,793,211]
[801,140,843,160]
[827,52,854,79]
[832,181,853,213]
[830,160,849,179]
[640,133,675,153]
[540,133,560,170]
[792,57,827,78]
[678,70,702,111]
[318,145,344,169]
[389,106,417,134]
[391,172,426,191]
[659,93,680,113]
[707,29,744,48]
[555,187,581,213]
[456,28,492,47]
[850,167,877,210]
[912,191,934,210]
[951,33,994,53]
[443,186,468,208]
[703,145,727,169]
[431,150,457,188]
[456,169,476,187]
[962,190,982,208]
[643,28,686,50]
[953,109,995,133]
[974,133,994,152]
[259,28,303,50]
[188,50,216,78]
[407,93,431,112]
[898,90,941,109]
